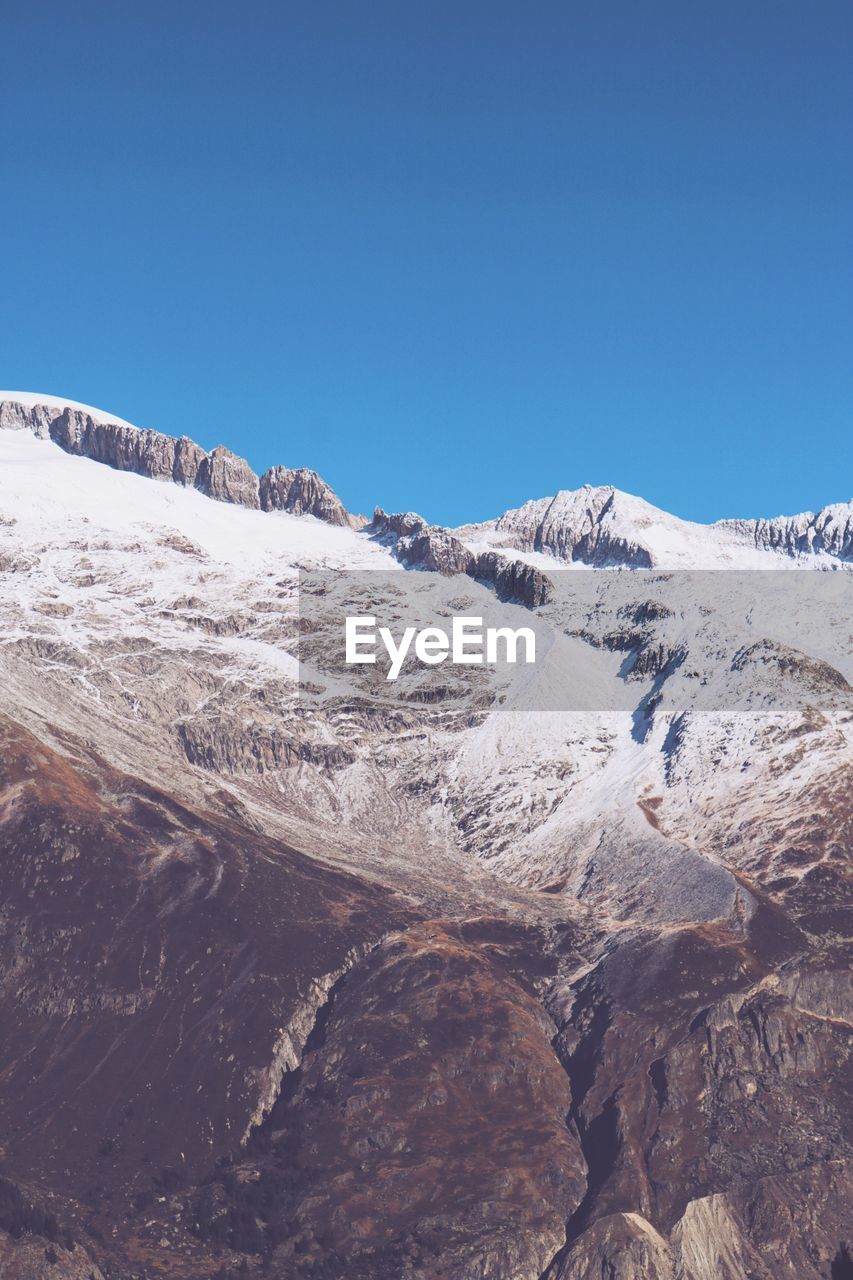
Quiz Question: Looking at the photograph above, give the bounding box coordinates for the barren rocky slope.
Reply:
[0,395,850,1280]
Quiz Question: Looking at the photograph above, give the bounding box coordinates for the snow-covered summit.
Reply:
[0,389,140,429]
[456,482,853,569]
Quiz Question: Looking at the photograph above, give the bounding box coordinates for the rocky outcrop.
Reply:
[0,398,59,437]
[2,399,251,504]
[47,406,208,488]
[716,501,853,561]
[370,507,429,539]
[260,464,363,526]
[669,1194,768,1279]
[195,443,260,507]
[552,1166,853,1280]
[0,396,366,524]
[671,1162,853,1280]
[552,1212,674,1279]
[474,548,553,607]
[369,507,467,570]
[485,486,653,567]
[543,917,852,1280]
[240,943,376,1142]
[194,921,587,1280]
[370,507,554,606]
[172,434,207,486]
[177,718,356,773]
[399,526,476,575]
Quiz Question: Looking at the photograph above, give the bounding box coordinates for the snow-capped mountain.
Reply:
[2,391,851,571]
[0,393,850,1280]
[457,483,853,569]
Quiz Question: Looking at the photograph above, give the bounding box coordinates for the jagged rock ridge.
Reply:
[493,486,653,567]
[457,483,853,569]
[370,506,554,607]
[0,394,361,527]
[716,503,853,561]
[3,392,852,567]
[260,464,364,528]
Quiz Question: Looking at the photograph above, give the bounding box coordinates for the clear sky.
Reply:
[2,1,851,526]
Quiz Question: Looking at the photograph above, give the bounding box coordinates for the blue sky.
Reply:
[2,1,851,526]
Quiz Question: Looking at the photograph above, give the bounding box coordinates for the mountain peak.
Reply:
[457,482,853,569]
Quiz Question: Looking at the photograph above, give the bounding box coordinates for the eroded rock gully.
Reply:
[539,907,853,1280]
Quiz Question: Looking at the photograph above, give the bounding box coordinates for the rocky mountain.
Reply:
[261,466,363,528]
[456,483,853,569]
[0,393,850,1280]
[716,503,853,561]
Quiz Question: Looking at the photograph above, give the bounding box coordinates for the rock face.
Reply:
[369,507,429,545]
[716,502,853,560]
[195,443,260,507]
[554,1168,853,1280]
[0,395,363,525]
[177,716,357,772]
[47,406,208,488]
[399,525,476,575]
[485,486,654,567]
[474,548,553,607]
[370,507,554,606]
[552,1212,674,1279]
[195,921,587,1280]
[260,464,362,526]
[0,398,62,438]
[541,914,853,1280]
